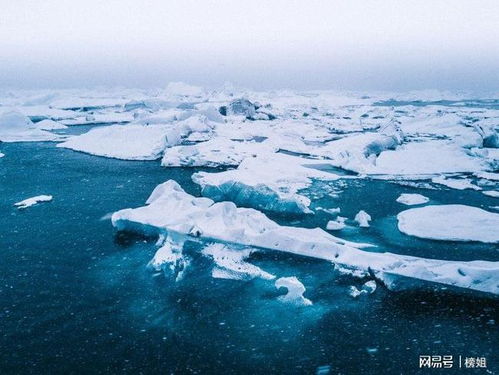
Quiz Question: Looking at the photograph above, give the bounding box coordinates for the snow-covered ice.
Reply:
[112,180,499,295]
[432,176,481,190]
[275,277,312,306]
[483,191,499,198]
[0,110,58,142]
[14,195,53,209]
[397,205,499,243]
[326,217,347,231]
[354,210,371,227]
[349,280,377,298]
[396,193,430,206]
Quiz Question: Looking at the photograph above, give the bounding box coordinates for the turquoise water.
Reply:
[0,142,497,374]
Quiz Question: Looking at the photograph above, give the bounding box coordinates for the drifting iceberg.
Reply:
[396,193,429,206]
[112,180,499,295]
[349,280,377,298]
[275,277,312,306]
[354,210,371,227]
[397,205,499,243]
[59,116,214,160]
[14,195,53,209]
[192,153,347,214]
[326,217,347,231]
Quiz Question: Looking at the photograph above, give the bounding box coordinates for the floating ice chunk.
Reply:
[432,176,481,190]
[112,181,499,294]
[363,280,377,293]
[275,277,312,306]
[317,207,341,215]
[192,153,344,214]
[112,179,372,260]
[354,210,371,227]
[367,140,485,175]
[59,124,169,160]
[326,217,347,231]
[348,280,377,298]
[483,191,499,198]
[0,152,4,158]
[35,119,67,130]
[0,110,57,142]
[14,195,53,209]
[202,243,274,280]
[397,205,499,243]
[162,137,275,167]
[60,114,215,160]
[148,235,188,281]
[396,193,429,206]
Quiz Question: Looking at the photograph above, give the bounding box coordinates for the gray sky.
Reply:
[1,0,498,91]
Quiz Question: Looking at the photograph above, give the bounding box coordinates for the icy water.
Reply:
[1,142,498,374]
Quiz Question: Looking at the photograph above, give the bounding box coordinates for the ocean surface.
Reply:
[0,141,497,374]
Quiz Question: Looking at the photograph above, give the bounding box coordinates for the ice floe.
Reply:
[432,176,481,190]
[396,193,430,206]
[483,191,499,198]
[354,210,371,227]
[112,180,499,295]
[326,217,347,231]
[397,205,499,243]
[275,277,312,306]
[349,280,377,298]
[14,195,53,209]
[0,110,58,142]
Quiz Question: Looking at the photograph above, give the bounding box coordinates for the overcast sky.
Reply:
[1,0,498,91]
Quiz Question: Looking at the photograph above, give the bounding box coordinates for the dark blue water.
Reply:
[0,142,497,374]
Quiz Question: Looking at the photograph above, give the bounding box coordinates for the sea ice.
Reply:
[354,210,371,227]
[275,277,312,306]
[431,176,481,190]
[14,195,53,209]
[326,217,347,231]
[348,280,377,298]
[202,243,274,281]
[35,119,68,130]
[112,180,499,295]
[0,110,58,142]
[483,191,499,198]
[396,193,430,205]
[397,205,499,243]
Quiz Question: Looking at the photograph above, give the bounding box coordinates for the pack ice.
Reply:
[112,180,499,295]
